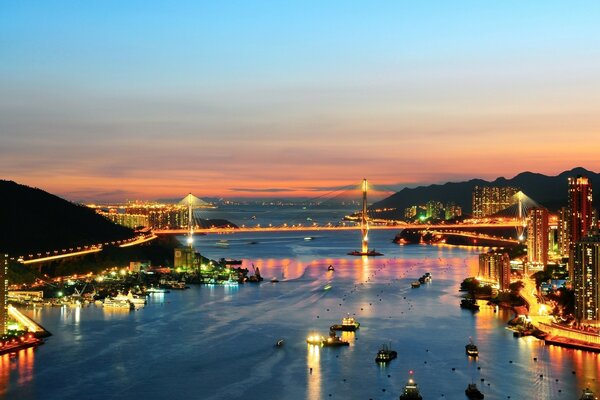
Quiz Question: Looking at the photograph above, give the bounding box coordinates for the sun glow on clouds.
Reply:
[1,1,600,201]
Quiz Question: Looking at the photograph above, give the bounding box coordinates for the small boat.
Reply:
[347,250,383,256]
[322,331,350,347]
[147,286,169,294]
[304,237,314,241]
[219,258,242,265]
[580,388,598,400]
[375,344,397,363]
[327,265,335,271]
[216,239,229,247]
[399,372,423,400]
[330,314,360,331]
[411,281,421,288]
[465,383,484,399]
[270,277,279,283]
[275,339,284,347]
[466,338,479,357]
[460,298,480,310]
[306,334,325,346]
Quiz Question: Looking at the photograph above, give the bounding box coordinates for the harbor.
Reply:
[3,230,599,400]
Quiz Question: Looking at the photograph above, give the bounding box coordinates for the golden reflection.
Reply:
[17,347,35,386]
[0,354,10,396]
[307,342,321,400]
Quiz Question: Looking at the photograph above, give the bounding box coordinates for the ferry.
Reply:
[322,331,350,347]
[375,344,397,363]
[580,388,598,400]
[465,383,484,399]
[330,315,360,331]
[466,338,479,357]
[399,372,423,400]
[103,297,133,310]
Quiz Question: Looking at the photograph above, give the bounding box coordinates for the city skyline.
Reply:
[2,1,600,201]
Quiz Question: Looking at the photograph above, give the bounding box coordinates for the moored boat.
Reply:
[466,338,479,357]
[322,331,350,347]
[460,298,480,310]
[330,314,360,331]
[465,383,484,399]
[103,296,133,310]
[580,388,598,400]
[375,344,397,363]
[399,372,423,400]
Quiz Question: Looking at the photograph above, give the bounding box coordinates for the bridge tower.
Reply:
[361,178,369,253]
[348,179,383,256]
[515,191,527,242]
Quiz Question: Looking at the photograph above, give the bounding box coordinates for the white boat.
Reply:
[126,291,147,305]
[103,296,134,310]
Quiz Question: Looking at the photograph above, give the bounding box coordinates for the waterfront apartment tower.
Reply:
[478,252,511,290]
[557,206,570,258]
[1,255,7,334]
[571,236,600,325]
[472,186,519,218]
[568,176,593,245]
[527,208,549,267]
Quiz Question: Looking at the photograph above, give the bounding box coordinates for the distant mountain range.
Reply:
[372,167,600,217]
[0,180,136,256]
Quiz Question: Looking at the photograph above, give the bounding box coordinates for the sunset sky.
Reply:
[1,1,600,202]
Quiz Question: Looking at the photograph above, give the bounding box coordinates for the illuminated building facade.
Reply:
[478,252,511,290]
[174,247,196,270]
[102,211,149,229]
[472,186,519,218]
[557,206,569,257]
[1,254,7,334]
[444,202,462,220]
[571,236,600,325]
[568,175,593,245]
[425,201,444,220]
[527,208,549,267]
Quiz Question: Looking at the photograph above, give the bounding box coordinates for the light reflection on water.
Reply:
[3,230,599,400]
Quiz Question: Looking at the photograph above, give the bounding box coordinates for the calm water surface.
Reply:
[2,230,599,400]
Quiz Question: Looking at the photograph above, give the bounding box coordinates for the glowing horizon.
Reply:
[1,1,600,202]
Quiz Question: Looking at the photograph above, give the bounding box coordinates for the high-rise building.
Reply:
[478,252,511,290]
[571,236,600,325]
[472,186,519,218]
[527,208,549,267]
[426,201,444,220]
[404,206,417,220]
[1,254,7,334]
[444,202,462,220]
[568,176,593,245]
[557,206,569,257]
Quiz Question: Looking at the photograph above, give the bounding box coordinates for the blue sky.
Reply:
[1,1,600,200]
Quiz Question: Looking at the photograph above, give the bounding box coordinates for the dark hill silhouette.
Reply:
[0,180,135,256]
[372,167,600,217]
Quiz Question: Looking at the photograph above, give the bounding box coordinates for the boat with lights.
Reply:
[322,331,350,347]
[102,296,133,310]
[465,338,479,357]
[375,344,397,363]
[399,372,423,400]
[306,334,325,346]
[330,315,360,331]
[580,388,598,400]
